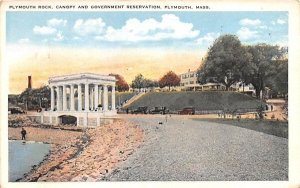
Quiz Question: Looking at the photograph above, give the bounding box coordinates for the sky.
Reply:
[6,11,288,94]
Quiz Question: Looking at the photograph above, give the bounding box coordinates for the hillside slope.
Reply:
[108,92,136,107]
[126,91,264,111]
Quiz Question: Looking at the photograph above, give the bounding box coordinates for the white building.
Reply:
[232,82,255,94]
[42,73,117,127]
[179,69,257,92]
[179,69,226,91]
[179,69,201,91]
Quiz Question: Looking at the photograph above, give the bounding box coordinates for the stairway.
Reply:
[122,92,146,108]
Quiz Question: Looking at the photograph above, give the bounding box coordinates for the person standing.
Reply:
[21,128,27,140]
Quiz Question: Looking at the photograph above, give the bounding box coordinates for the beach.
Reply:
[8,118,144,182]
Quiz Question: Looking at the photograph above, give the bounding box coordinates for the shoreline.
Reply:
[8,119,144,182]
[9,140,50,144]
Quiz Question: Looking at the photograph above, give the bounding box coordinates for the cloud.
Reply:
[33,18,67,37]
[33,26,57,35]
[271,18,287,25]
[96,14,199,42]
[18,38,30,44]
[47,18,67,27]
[237,27,259,40]
[33,14,199,44]
[54,31,64,41]
[277,18,286,25]
[73,36,81,40]
[258,25,268,29]
[73,18,106,36]
[239,18,262,26]
[196,32,220,47]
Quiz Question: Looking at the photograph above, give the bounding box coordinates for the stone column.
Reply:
[111,84,116,110]
[85,83,89,111]
[57,86,61,111]
[78,84,82,111]
[99,87,102,106]
[70,84,75,111]
[103,84,108,111]
[90,88,94,110]
[50,86,55,111]
[94,84,99,110]
[63,85,67,111]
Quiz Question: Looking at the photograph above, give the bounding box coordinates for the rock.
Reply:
[71,176,83,182]
[13,119,144,182]
[86,176,97,182]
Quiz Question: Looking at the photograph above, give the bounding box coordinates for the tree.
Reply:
[144,79,159,88]
[244,44,283,98]
[265,59,288,97]
[131,74,145,91]
[109,73,129,92]
[197,34,250,90]
[19,86,50,110]
[159,71,180,91]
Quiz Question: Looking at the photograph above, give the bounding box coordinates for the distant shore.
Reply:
[8,119,144,182]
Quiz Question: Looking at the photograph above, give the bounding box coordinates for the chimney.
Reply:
[28,75,32,89]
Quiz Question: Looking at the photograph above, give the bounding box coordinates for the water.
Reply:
[9,140,51,182]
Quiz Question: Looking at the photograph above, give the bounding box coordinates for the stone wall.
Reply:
[88,118,97,126]
[52,117,57,124]
[78,117,84,126]
[28,115,42,123]
[43,116,50,124]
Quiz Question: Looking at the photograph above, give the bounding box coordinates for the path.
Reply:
[105,115,288,181]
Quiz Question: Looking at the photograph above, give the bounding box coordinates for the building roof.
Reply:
[49,73,116,85]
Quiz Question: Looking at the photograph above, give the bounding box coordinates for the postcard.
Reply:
[1,0,299,188]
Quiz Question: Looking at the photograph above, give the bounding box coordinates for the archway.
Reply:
[58,115,77,125]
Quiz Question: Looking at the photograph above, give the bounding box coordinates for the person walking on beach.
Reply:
[21,128,27,140]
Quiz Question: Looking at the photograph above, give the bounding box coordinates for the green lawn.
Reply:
[108,92,136,106]
[193,118,288,138]
[126,91,264,112]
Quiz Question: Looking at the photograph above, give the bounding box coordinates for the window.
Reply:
[190,81,194,84]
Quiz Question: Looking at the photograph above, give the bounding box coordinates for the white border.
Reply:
[1,0,299,188]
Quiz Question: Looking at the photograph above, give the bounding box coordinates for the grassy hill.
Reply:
[108,92,136,107]
[126,91,264,112]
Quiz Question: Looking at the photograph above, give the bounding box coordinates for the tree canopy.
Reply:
[244,44,285,98]
[158,71,180,90]
[109,73,129,91]
[144,79,159,88]
[266,59,288,97]
[131,74,158,91]
[197,34,250,90]
[197,34,288,98]
[131,74,145,90]
[19,86,50,110]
